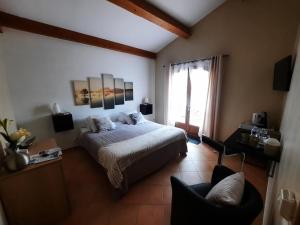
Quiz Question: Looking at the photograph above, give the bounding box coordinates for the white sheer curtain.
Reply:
[167,60,211,136]
[167,57,223,139]
[189,61,211,136]
[167,63,188,126]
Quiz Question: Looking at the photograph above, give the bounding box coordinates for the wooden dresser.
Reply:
[0,138,69,225]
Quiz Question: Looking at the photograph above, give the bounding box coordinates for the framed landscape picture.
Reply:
[114,78,125,105]
[124,82,133,101]
[88,77,103,108]
[73,80,90,105]
[102,74,115,109]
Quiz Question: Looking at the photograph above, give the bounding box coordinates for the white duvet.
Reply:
[98,126,186,188]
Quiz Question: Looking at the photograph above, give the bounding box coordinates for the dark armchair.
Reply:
[170,165,263,225]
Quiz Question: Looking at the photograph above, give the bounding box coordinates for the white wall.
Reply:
[0,41,16,148]
[0,40,12,225]
[1,28,155,149]
[155,0,300,141]
[263,34,300,225]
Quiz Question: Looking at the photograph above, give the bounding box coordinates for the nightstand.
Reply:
[140,103,153,115]
[0,138,69,225]
[52,112,74,132]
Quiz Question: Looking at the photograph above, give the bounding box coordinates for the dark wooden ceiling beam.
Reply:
[108,0,190,38]
[0,11,156,59]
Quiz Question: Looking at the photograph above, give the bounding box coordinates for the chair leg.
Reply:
[217,151,224,165]
[217,145,245,171]
[217,152,222,165]
[240,153,245,171]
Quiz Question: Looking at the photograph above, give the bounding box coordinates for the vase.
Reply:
[4,149,30,172]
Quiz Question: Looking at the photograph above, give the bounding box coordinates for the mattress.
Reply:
[78,121,187,188]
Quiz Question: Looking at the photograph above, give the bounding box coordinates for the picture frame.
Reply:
[124,82,133,101]
[73,80,90,105]
[102,74,115,109]
[88,77,103,108]
[114,78,125,105]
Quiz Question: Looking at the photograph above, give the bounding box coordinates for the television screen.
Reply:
[273,55,292,91]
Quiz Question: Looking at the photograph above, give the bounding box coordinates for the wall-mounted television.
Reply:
[273,55,293,91]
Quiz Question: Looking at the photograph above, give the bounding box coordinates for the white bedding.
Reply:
[98,125,186,188]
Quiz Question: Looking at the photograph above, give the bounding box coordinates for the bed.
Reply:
[77,120,187,194]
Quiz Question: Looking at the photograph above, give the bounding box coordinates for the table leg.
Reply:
[267,161,277,177]
[217,152,223,165]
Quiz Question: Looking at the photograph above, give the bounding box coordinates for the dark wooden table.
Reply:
[224,128,281,177]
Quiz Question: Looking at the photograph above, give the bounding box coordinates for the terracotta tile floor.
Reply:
[57,142,267,225]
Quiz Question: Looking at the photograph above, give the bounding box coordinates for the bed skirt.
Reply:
[113,138,187,197]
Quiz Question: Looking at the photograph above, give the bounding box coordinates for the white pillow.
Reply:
[86,116,98,132]
[205,172,245,206]
[118,112,133,124]
[126,110,138,115]
[93,117,116,131]
[129,112,146,125]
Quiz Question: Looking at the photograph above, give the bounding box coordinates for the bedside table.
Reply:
[0,138,69,225]
[140,103,153,115]
[52,112,74,132]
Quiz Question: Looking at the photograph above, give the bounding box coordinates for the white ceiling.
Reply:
[0,0,225,53]
[147,0,225,27]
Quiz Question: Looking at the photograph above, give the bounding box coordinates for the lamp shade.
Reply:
[52,103,61,114]
[144,97,149,104]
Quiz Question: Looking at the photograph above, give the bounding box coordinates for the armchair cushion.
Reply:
[205,172,245,206]
[170,166,264,225]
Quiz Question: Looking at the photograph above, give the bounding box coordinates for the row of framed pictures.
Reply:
[72,74,133,109]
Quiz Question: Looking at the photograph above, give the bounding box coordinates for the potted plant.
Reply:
[0,118,31,171]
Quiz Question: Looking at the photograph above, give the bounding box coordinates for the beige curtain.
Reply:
[202,55,223,139]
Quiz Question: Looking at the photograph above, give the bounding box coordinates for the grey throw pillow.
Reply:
[205,172,245,206]
[129,112,146,125]
[118,113,133,124]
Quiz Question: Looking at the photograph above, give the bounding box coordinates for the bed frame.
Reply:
[114,138,187,197]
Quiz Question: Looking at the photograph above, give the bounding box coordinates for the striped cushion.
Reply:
[205,172,245,206]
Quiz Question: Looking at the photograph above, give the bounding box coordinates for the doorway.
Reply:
[169,63,210,139]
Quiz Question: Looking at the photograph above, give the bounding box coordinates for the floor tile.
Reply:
[119,183,148,204]
[58,144,267,225]
[178,160,198,172]
[143,170,172,186]
[59,202,111,225]
[136,205,169,225]
[162,186,172,204]
[191,160,215,172]
[180,171,202,185]
[198,171,213,183]
[108,204,139,225]
[146,185,165,204]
